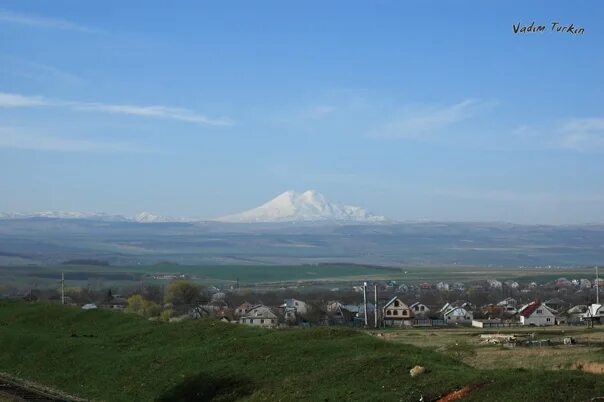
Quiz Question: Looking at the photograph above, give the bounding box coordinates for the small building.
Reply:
[382,297,413,326]
[235,302,253,317]
[518,301,556,326]
[81,303,97,310]
[583,304,604,325]
[409,302,430,317]
[239,305,278,328]
[543,298,566,313]
[504,280,520,289]
[442,306,473,325]
[281,298,308,315]
[326,301,342,313]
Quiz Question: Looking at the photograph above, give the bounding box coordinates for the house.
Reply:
[436,282,450,291]
[481,304,504,317]
[383,297,413,326]
[543,298,565,313]
[579,279,592,289]
[439,301,475,314]
[583,304,604,320]
[419,282,432,290]
[452,282,465,292]
[442,306,473,325]
[440,303,474,325]
[487,279,503,289]
[211,292,226,303]
[281,298,308,315]
[504,280,520,289]
[331,304,359,325]
[518,301,556,326]
[235,302,253,317]
[496,298,518,315]
[326,301,342,313]
[280,298,308,323]
[81,303,97,310]
[239,305,278,328]
[497,297,517,307]
[555,278,572,288]
[567,305,588,324]
[409,302,430,317]
[104,296,128,310]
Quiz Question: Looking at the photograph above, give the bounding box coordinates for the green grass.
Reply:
[1,302,604,401]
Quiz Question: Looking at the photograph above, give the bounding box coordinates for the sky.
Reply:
[0,1,603,224]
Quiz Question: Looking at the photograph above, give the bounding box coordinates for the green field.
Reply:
[1,301,604,401]
[0,263,596,291]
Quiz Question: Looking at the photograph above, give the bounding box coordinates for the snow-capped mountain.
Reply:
[216,190,386,223]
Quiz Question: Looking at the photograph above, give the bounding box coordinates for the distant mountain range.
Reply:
[0,211,190,223]
[217,190,386,223]
[0,190,386,224]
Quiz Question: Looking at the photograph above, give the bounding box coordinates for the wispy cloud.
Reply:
[0,92,232,127]
[0,9,95,33]
[0,126,137,153]
[514,117,604,152]
[0,55,84,85]
[556,118,604,151]
[73,103,232,126]
[0,92,47,107]
[374,99,485,139]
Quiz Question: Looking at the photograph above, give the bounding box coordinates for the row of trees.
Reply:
[126,280,206,320]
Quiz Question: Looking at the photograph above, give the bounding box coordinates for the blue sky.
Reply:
[0,1,603,223]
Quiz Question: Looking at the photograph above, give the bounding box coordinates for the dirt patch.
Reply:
[437,384,483,402]
[572,361,604,374]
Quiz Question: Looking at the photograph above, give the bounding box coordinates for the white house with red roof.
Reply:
[518,300,556,326]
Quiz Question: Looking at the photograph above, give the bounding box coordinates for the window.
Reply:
[261,319,264,324]
[394,300,400,307]
[537,310,543,314]
[393,310,399,316]
[403,310,408,316]
[546,318,551,322]
[386,310,392,316]
[420,306,425,311]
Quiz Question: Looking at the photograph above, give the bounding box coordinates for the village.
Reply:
[24,271,604,331]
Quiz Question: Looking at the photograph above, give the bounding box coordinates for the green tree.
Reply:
[127,294,160,318]
[164,280,203,308]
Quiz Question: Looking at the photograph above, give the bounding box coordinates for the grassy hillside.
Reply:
[0,302,603,401]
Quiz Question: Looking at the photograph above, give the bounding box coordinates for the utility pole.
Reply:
[597,266,600,305]
[61,272,65,305]
[363,282,368,326]
[374,284,378,328]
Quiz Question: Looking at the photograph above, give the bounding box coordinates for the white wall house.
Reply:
[518,301,556,326]
[442,307,473,325]
[410,302,430,317]
[239,305,278,328]
[282,298,308,315]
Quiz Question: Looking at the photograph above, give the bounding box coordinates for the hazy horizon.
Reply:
[1,1,603,224]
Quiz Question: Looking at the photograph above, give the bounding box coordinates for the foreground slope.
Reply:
[0,302,603,401]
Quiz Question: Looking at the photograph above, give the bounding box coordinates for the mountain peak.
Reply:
[216,190,386,223]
